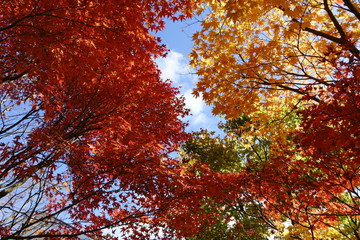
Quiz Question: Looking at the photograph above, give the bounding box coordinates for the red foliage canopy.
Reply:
[0,0,196,239]
[245,58,360,234]
[161,57,360,239]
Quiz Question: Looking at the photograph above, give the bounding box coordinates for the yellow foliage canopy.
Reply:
[191,0,359,143]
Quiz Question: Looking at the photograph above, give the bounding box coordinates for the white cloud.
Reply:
[183,90,217,128]
[156,51,188,84]
[156,50,220,132]
[193,112,208,125]
[184,90,203,115]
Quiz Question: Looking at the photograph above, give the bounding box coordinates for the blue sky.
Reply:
[155,19,221,133]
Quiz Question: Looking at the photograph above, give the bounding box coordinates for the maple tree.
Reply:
[245,60,360,238]
[282,58,360,238]
[190,0,359,144]
[0,0,199,239]
[179,0,360,239]
[3,0,358,238]
[180,127,275,240]
[175,80,360,239]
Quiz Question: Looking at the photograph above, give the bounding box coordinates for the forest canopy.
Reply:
[0,0,359,239]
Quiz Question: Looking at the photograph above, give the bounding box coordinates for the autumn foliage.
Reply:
[2,0,360,239]
[170,0,360,239]
[0,0,198,239]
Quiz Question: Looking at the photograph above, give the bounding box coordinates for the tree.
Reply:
[283,58,360,239]
[190,0,359,144]
[184,0,360,239]
[179,124,277,240]
[0,0,197,239]
[175,82,360,239]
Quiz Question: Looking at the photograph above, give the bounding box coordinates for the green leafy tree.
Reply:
[180,118,279,240]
